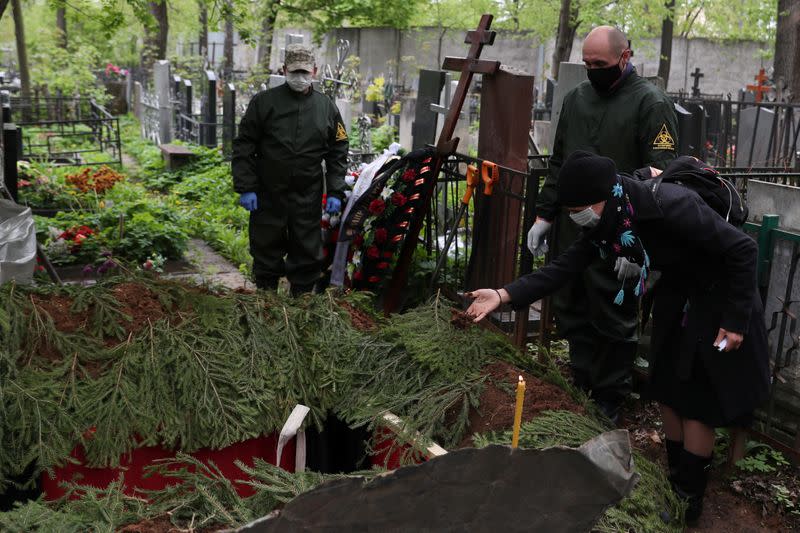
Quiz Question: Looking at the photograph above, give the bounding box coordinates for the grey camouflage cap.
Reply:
[285,44,315,72]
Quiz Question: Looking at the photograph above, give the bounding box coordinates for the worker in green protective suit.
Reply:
[232,44,349,295]
[527,26,678,422]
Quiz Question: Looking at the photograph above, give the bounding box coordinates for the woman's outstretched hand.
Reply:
[465,288,508,322]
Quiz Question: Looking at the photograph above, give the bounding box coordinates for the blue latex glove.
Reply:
[239,192,258,212]
[325,196,342,214]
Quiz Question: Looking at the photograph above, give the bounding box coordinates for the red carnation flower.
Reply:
[367,246,380,259]
[402,169,416,182]
[374,228,388,243]
[353,234,364,248]
[368,198,386,215]
[391,192,407,207]
[377,262,390,269]
[368,275,381,283]
[353,270,363,281]
[383,251,394,258]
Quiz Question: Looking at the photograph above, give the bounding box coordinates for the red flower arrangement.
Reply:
[391,192,407,207]
[59,225,95,243]
[346,154,437,290]
[368,198,386,215]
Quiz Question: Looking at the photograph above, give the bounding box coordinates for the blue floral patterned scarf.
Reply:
[588,175,650,305]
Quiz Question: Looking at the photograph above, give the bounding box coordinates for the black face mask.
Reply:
[587,54,624,93]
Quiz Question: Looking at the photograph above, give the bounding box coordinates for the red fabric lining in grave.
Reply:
[41,434,296,500]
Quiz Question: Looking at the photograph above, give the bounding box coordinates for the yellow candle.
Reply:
[511,375,526,448]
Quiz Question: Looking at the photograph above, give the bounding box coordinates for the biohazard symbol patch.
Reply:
[652,124,675,150]
[336,122,348,141]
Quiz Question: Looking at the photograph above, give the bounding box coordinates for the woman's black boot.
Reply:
[673,448,713,525]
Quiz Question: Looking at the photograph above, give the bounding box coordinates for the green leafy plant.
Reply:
[735,443,790,474]
[773,483,800,515]
[371,123,397,152]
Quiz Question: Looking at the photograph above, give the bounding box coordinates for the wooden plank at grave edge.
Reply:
[380,412,449,463]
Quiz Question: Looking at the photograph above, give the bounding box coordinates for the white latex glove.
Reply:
[526,219,552,257]
[614,257,642,281]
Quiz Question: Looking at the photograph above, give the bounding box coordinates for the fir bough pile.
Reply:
[0,276,512,490]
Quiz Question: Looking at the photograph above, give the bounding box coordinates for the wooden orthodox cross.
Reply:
[746,68,770,103]
[382,14,500,314]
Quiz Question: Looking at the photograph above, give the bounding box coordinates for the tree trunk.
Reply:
[774,0,800,100]
[11,0,30,104]
[223,0,234,80]
[198,0,208,60]
[657,0,675,88]
[256,1,279,73]
[551,0,579,80]
[141,0,169,72]
[56,5,67,48]
[791,7,800,102]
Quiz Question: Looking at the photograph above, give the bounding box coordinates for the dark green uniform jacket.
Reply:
[231,84,349,287]
[232,83,348,200]
[538,69,678,343]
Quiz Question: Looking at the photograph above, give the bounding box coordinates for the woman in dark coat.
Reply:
[466,151,770,523]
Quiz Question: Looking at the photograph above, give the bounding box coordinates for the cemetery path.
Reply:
[164,238,249,290]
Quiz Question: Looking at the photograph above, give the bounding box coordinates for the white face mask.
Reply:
[286,71,313,92]
[569,207,601,228]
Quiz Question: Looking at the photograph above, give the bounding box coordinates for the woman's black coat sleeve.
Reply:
[503,237,598,308]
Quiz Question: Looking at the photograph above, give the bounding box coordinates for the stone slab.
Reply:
[550,62,587,147]
[735,107,776,167]
[246,433,637,533]
[160,144,197,170]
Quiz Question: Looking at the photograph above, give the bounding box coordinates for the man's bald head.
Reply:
[582,26,630,69]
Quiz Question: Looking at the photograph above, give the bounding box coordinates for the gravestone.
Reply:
[739,89,756,104]
[673,102,697,157]
[549,62,587,147]
[203,70,217,147]
[544,78,555,112]
[125,72,133,112]
[335,98,352,134]
[683,102,708,159]
[736,106,776,167]
[747,182,800,384]
[222,83,235,157]
[433,78,464,140]
[153,60,172,144]
[412,69,446,150]
[133,81,143,120]
[172,75,182,101]
[398,95,415,149]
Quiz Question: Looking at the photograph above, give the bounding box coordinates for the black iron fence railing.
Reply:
[667,94,800,170]
[9,96,121,166]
